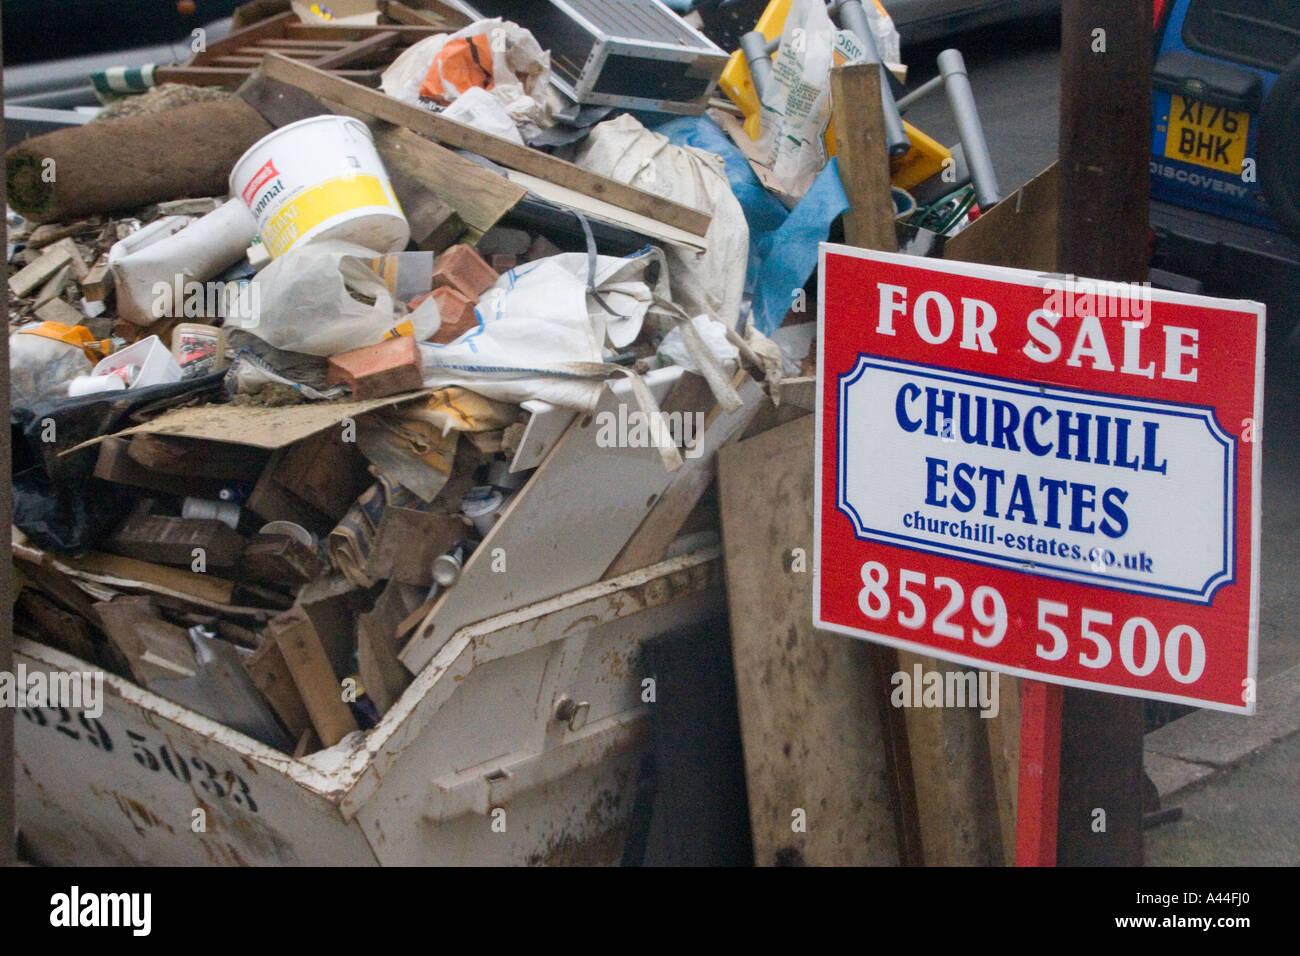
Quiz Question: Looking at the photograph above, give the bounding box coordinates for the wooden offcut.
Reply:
[268,605,358,747]
[103,515,245,571]
[829,64,898,253]
[152,12,445,88]
[718,416,901,866]
[258,53,713,238]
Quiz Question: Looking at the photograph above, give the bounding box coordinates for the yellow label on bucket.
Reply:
[263,174,398,258]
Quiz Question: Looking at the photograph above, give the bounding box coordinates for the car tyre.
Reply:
[1258,53,1300,241]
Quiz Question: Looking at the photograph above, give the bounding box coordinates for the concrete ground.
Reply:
[1144,347,1300,866]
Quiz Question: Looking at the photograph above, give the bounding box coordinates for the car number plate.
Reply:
[1164,94,1250,174]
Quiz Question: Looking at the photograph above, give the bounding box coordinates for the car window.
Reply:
[1183,0,1300,73]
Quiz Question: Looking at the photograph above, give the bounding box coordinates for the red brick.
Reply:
[429,287,478,345]
[432,243,499,300]
[326,335,423,400]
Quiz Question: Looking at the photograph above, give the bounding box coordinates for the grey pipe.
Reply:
[938,48,1001,208]
[741,30,774,101]
[836,0,910,157]
[896,73,944,113]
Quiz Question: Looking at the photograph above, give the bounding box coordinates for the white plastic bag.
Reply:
[755,0,838,201]
[573,114,750,331]
[659,315,739,373]
[443,86,525,146]
[418,249,673,409]
[229,240,439,357]
[381,18,552,142]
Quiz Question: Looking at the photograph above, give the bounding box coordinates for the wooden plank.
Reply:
[379,0,441,26]
[286,23,446,41]
[189,10,297,64]
[258,53,713,237]
[367,507,465,587]
[895,652,1007,864]
[245,638,314,741]
[252,38,351,49]
[500,168,708,253]
[987,674,1021,866]
[312,32,401,70]
[94,437,228,500]
[212,55,286,67]
[103,515,245,571]
[241,535,327,586]
[829,64,897,252]
[373,126,525,237]
[14,591,98,663]
[398,381,687,674]
[358,580,424,713]
[60,552,236,607]
[718,415,900,865]
[154,65,381,87]
[80,255,112,302]
[604,372,763,578]
[127,433,268,483]
[268,606,358,747]
[380,0,469,28]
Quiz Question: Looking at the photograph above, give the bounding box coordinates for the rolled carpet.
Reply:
[6,99,273,223]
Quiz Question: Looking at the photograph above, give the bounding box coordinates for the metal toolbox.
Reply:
[460,0,729,115]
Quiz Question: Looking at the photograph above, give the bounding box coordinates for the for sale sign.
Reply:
[815,245,1264,713]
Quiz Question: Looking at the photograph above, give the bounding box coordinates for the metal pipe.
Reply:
[836,0,910,157]
[937,48,1001,208]
[741,30,774,100]
[896,73,944,113]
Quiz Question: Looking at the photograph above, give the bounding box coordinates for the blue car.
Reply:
[1151,0,1300,241]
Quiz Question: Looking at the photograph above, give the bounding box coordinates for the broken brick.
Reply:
[432,243,499,300]
[430,287,479,344]
[326,335,424,400]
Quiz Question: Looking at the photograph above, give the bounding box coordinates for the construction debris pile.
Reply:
[7,0,996,760]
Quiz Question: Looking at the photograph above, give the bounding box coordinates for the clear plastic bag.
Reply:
[227,240,439,357]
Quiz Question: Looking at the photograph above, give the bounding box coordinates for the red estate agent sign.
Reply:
[815,244,1264,713]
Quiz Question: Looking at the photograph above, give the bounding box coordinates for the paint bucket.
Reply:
[230,115,409,259]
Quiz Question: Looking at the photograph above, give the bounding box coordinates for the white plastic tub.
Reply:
[230,115,409,259]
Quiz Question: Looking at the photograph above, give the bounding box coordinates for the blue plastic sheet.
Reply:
[655,115,849,336]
